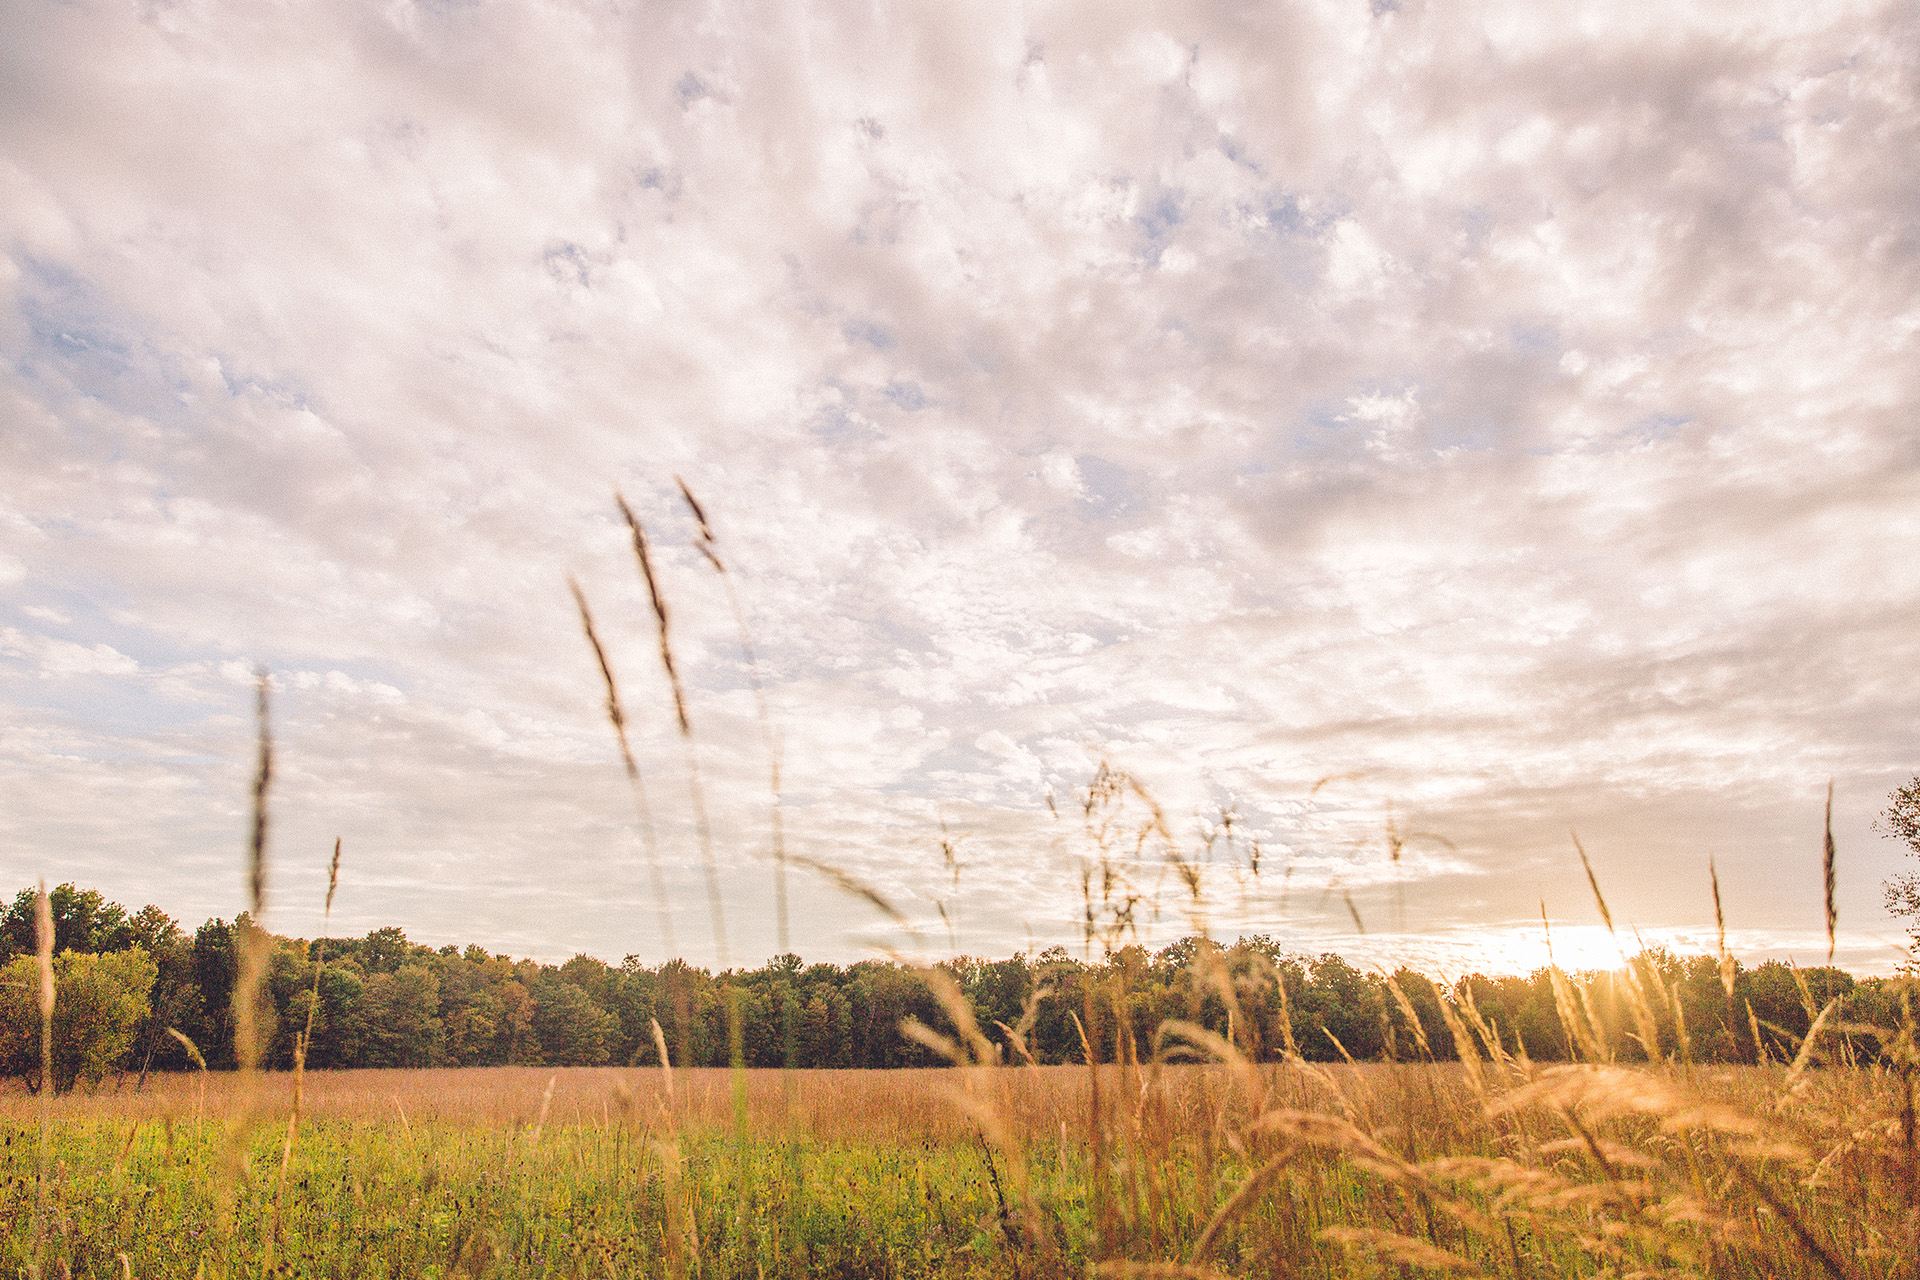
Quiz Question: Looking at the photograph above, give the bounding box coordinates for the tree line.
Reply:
[0,882,1905,1093]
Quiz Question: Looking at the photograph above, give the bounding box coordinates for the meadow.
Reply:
[5,1044,1918,1277]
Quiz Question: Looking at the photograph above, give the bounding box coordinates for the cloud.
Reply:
[1,0,1916,973]
[1,626,139,677]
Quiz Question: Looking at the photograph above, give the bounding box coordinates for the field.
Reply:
[5,1052,1917,1279]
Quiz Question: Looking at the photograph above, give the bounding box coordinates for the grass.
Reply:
[1,1112,1031,1279]
[5,1056,1918,1278]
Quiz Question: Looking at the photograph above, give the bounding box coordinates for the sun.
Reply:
[1399,922,1656,980]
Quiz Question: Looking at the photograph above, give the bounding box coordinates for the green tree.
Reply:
[498,979,542,1065]
[1301,954,1385,1061]
[295,962,367,1068]
[360,963,444,1067]
[358,925,420,974]
[532,978,617,1066]
[127,912,199,1086]
[191,918,237,1068]
[0,949,157,1093]
[0,883,134,962]
[1877,776,1920,950]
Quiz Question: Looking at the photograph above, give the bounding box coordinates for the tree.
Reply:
[0,883,134,962]
[191,918,237,1068]
[127,912,198,1086]
[359,926,418,974]
[359,963,444,1067]
[0,949,157,1093]
[532,978,616,1066]
[1878,776,1920,950]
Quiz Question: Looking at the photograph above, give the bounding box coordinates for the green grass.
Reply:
[8,1054,1917,1279]
[3,1119,1055,1279]
[0,1104,1418,1279]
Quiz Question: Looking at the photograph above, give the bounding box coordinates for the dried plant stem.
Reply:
[1824,778,1838,966]
[617,494,728,969]
[235,669,273,1074]
[676,476,788,958]
[274,838,342,1245]
[227,669,274,1266]
[32,880,53,1272]
[1729,1155,1862,1280]
[571,577,675,957]
[617,492,742,1138]
[1187,1146,1299,1266]
[1711,856,1736,1001]
[529,1073,558,1146]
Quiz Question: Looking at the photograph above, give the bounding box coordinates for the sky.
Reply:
[3,0,1917,978]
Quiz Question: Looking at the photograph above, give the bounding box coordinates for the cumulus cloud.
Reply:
[1,0,1916,973]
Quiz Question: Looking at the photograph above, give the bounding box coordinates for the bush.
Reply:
[0,948,156,1093]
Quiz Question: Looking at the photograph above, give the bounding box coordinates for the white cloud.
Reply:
[0,627,139,677]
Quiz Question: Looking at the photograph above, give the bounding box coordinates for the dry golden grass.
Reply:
[10,1055,1897,1160]
[0,1062,1456,1142]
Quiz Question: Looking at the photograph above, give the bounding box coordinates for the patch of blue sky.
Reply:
[16,256,318,424]
[1137,188,1183,241]
[844,320,893,351]
[1263,191,1342,240]
[810,402,882,446]
[212,367,317,414]
[961,336,1000,377]
[635,165,682,199]
[0,664,236,749]
[1507,322,1560,355]
[675,71,712,108]
[9,568,409,682]
[879,767,952,794]
[5,590,415,709]
[1132,187,1186,265]
[882,380,929,412]
[3,585,183,660]
[1634,412,1694,442]
[1283,382,1514,460]
[1072,455,1142,519]
[1296,399,1351,439]
[1250,193,1343,288]
[1429,420,1501,453]
[542,242,593,288]
[1455,205,1497,250]
[15,259,190,419]
[912,740,1023,782]
[1058,620,1130,652]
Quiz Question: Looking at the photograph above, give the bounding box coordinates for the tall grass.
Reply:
[8,1058,1916,1276]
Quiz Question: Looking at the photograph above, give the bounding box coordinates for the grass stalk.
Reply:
[570,576,676,957]
[272,838,342,1246]
[32,880,53,1277]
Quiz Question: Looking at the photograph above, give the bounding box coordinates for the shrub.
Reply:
[0,947,156,1093]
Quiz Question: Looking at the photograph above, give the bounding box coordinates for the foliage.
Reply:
[1878,775,1920,946]
[0,884,131,963]
[0,948,156,1093]
[0,883,1904,1088]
